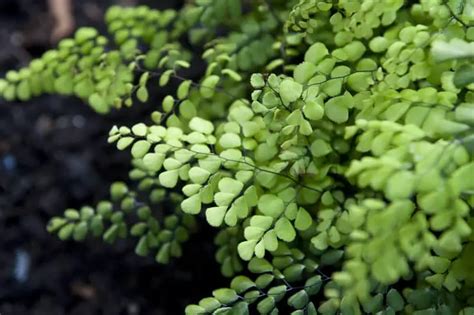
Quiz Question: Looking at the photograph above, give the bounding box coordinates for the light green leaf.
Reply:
[189,167,211,184]
[303,100,324,121]
[263,230,278,251]
[137,86,149,103]
[250,215,274,230]
[213,288,238,304]
[200,75,220,98]
[159,169,179,188]
[295,208,312,231]
[275,217,296,242]
[143,153,165,172]
[117,137,134,150]
[189,117,214,134]
[248,257,273,273]
[310,139,332,157]
[181,194,202,214]
[89,93,108,114]
[131,140,151,158]
[432,39,474,62]
[325,97,349,123]
[177,80,192,99]
[258,194,285,218]
[219,177,244,195]
[238,240,257,261]
[305,42,329,64]
[231,276,255,294]
[250,73,265,88]
[280,79,303,104]
[206,206,227,227]
[294,62,317,84]
[385,171,415,200]
[219,133,241,148]
[214,192,235,207]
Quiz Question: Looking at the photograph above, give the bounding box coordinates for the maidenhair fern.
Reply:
[1,0,474,314]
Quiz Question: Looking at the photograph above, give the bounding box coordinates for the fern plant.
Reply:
[1,0,474,314]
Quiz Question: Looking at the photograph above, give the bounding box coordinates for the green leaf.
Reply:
[275,217,296,242]
[103,224,119,243]
[159,70,173,87]
[263,230,278,251]
[303,100,324,121]
[73,222,88,241]
[431,39,474,62]
[219,177,244,195]
[198,297,221,312]
[162,95,175,112]
[251,215,274,230]
[222,69,242,81]
[257,297,275,314]
[75,27,98,43]
[64,209,80,220]
[369,36,389,52]
[250,73,265,88]
[200,75,220,98]
[213,288,239,304]
[295,208,312,231]
[219,133,241,148]
[185,305,206,315]
[89,93,108,114]
[17,80,31,101]
[156,243,171,263]
[294,62,317,84]
[238,240,257,261]
[450,162,474,195]
[135,236,149,256]
[205,206,226,227]
[453,64,474,88]
[137,86,149,103]
[249,257,274,273]
[181,194,202,214]
[215,192,235,207]
[117,137,134,150]
[325,96,349,123]
[310,139,332,157]
[280,79,303,104]
[257,296,276,314]
[47,217,67,232]
[231,276,256,294]
[288,290,309,309]
[159,170,179,188]
[258,195,285,218]
[143,153,165,172]
[385,171,415,200]
[387,289,404,311]
[131,140,151,158]
[189,117,214,134]
[177,80,192,99]
[74,79,94,98]
[304,276,322,295]
[305,42,329,64]
[58,223,75,240]
[132,123,148,137]
[189,167,211,184]
[90,216,104,236]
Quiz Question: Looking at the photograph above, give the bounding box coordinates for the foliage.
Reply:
[1,0,474,314]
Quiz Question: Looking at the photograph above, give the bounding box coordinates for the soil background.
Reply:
[0,1,225,314]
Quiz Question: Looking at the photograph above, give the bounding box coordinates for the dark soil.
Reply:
[0,1,225,314]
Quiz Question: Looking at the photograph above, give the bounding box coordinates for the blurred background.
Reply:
[0,1,224,314]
